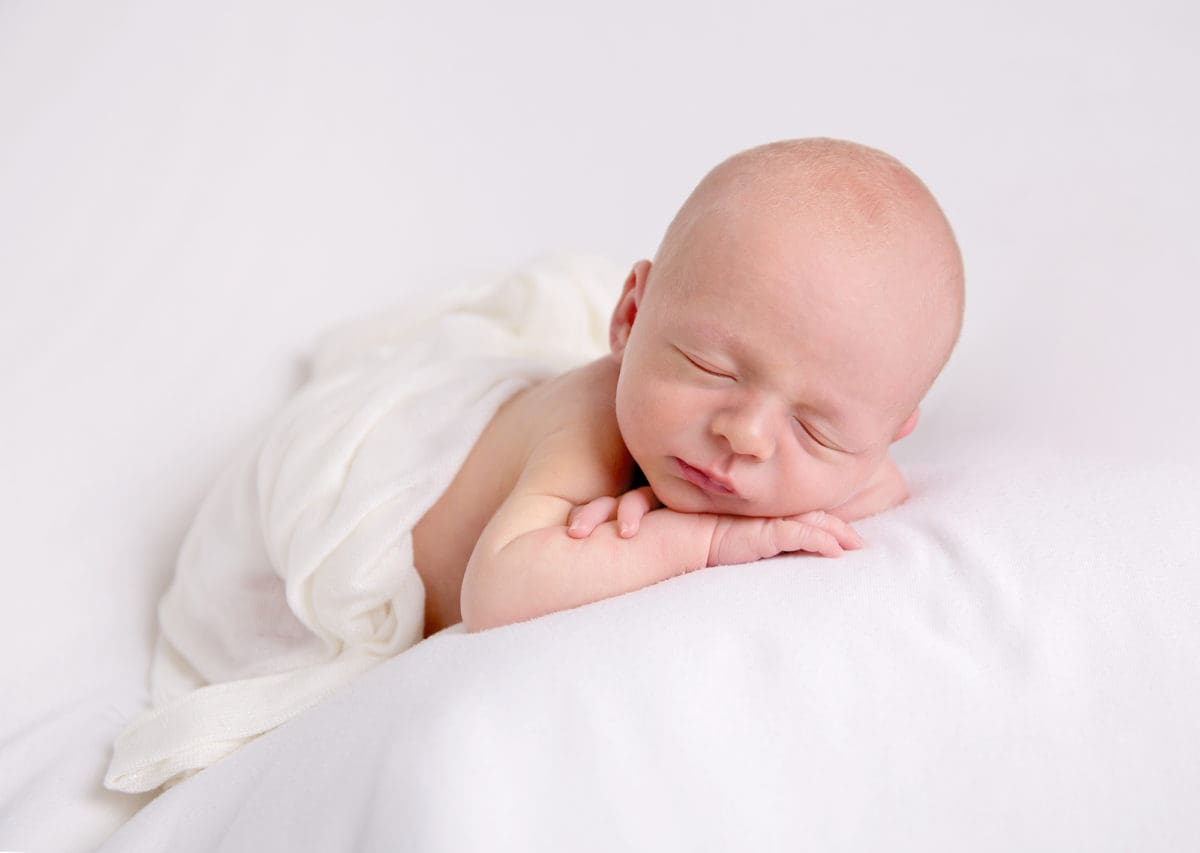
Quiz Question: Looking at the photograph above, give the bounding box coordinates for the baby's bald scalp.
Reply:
[648,137,965,418]
[656,138,955,259]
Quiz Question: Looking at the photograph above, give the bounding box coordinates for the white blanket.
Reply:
[104,254,621,793]
[98,446,1200,852]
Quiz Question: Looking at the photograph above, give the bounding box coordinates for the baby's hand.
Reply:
[566,486,661,539]
[707,510,864,566]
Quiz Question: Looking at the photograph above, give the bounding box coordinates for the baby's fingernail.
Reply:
[619,524,633,537]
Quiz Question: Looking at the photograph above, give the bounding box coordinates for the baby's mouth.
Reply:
[672,457,737,496]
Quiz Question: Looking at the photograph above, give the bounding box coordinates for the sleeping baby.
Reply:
[106,137,963,793]
[426,137,964,632]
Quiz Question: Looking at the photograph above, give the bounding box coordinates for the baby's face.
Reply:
[611,208,932,518]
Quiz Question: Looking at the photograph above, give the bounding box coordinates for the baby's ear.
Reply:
[609,260,651,356]
[891,407,920,443]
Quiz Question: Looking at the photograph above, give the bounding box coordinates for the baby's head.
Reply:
[608,137,964,517]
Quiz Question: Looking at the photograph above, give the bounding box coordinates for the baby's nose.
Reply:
[711,401,776,461]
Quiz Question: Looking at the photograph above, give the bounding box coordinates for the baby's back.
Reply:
[412,355,631,635]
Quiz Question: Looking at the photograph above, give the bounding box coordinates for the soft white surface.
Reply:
[99,450,1200,853]
[1,0,1198,850]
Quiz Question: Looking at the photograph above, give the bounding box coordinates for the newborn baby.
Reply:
[415,137,964,633]
[106,136,964,793]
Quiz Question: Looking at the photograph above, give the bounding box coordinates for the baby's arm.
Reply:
[459,434,860,632]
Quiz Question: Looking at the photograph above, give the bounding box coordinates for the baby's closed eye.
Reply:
[677,347,733,379]
[793,418,841,451]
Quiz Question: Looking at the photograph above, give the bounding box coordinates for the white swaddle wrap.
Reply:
[105,254,620,793]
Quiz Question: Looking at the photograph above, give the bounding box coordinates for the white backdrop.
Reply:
[2,0,1197,850]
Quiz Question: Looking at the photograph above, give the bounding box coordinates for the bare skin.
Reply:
[414,138,964,634]
[410,384,540,636]
[412,360,632,636]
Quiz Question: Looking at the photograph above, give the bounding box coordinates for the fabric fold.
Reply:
[106,254,619,793]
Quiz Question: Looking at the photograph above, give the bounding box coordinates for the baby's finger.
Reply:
[566,496,618,538]
[616,487,656,538]
[777,519,845,558]
[790,509,865,550]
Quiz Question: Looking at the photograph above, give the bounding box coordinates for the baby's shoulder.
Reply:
[510,356,632,504]
[522,355,620,424]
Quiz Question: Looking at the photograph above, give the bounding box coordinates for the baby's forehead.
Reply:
[658,233,874,319]
[666,191,952,314]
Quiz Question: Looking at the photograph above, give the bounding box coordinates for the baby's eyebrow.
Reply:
[685,320,739,350]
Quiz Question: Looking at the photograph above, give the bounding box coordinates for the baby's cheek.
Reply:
[614,383,662,458]
[824,463,877,510]
[649,375,700,417]
[622,377,675,430]
[771,456,847,515]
